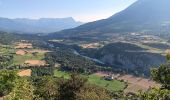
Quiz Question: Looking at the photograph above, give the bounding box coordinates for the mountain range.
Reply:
[50,0,170,38]
[0,17,82,34]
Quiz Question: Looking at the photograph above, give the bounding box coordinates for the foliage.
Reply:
[139,54,170,100]
[57,74,111,100]
[0,55,13,69]
[151,65,170,89]
[166,52,170,60]
[5,78,35,100]
[139,88,170,100]
[32,76,58,100]
[76,84,111,100]
[57,74,88,100]
[45,48,101,74]
[0,70,18,96]
[31,67,54,76]
[0,31,19,45]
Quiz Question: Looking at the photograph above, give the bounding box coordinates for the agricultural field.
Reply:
[88,74,125,91]
[12,52,45,65]
[54,70,160,93]
[54,70,126,91]
[94,72,160,93]
[0,42,49,66]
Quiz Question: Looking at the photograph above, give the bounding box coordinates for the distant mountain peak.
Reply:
[0,17,83,34]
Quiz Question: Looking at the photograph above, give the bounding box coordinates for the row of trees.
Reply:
[0,59,170,99]
[0,70,111,100]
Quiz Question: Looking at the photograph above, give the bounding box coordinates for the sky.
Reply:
[0,0,137,22]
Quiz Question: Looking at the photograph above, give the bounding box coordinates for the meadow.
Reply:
[12,52,44,65]
[0,43,46,66]
[54,70,126,91]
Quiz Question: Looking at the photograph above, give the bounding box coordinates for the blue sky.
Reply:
[0,0,137,22]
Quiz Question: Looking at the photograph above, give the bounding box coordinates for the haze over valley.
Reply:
[0,0,170,99]
[0,17,82,34]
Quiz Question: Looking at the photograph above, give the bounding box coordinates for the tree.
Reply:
[33,76,58,100]
[139,88,170,100]
[0,70,18,96]
[166,52,170,61]
[5,78,35,100]
[151,65,170,89]
[76,84,111,100]
[57,74,111,100]
[57,74,88,100]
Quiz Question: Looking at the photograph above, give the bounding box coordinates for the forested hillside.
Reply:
[49,0,170,39]
[74,42,166,76]
[0,31,19,45]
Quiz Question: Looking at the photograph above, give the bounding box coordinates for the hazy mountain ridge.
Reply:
[50,0,170,38]
[0,17,83,34]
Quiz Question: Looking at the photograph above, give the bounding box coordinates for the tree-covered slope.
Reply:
[81,42,167,76]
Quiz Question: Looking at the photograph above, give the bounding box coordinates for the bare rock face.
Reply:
[89,42,167,76]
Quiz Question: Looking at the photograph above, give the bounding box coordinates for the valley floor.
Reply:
[94,72,160,93]
[54,70,126,92]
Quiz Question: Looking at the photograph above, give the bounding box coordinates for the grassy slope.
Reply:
[54,70,126,91]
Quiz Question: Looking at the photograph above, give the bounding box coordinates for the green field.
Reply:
[54,70,70,79]
[12,53,44,65]
[54,70,126,91]
[88,75,125,91]
[0,44,45,65]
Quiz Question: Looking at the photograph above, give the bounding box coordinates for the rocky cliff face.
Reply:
[99,52,166,69]
[83,42,167,76]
